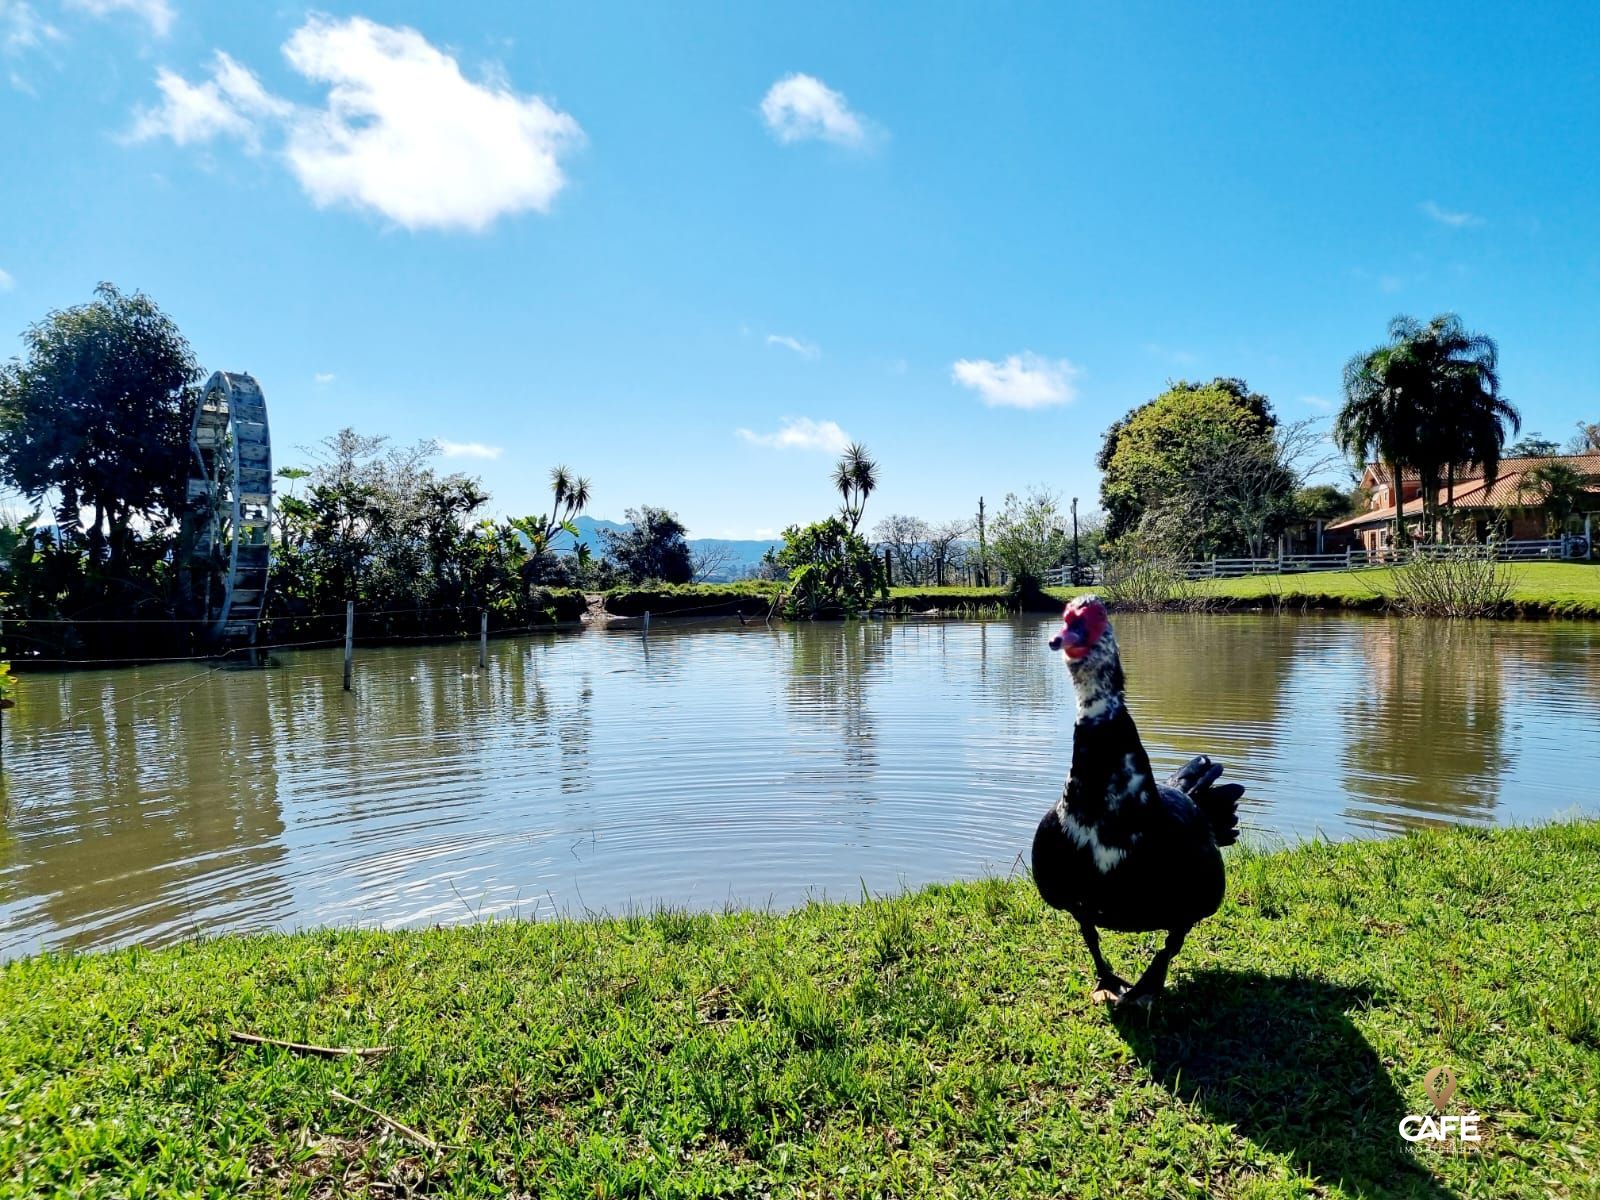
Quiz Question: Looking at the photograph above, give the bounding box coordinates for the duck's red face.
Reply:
[1050,597,1108,661]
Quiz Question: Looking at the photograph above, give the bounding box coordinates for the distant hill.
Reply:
[570,516,780,581]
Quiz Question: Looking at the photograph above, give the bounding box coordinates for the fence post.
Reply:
[343,600,354,692]
[479,608,489,670]
[1345,547,1352,569]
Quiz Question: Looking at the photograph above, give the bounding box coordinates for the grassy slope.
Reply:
[4,824,1598,1198]
[1191,562,1600,617]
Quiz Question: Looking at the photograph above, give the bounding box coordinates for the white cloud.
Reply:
[282,16,582,232]
[736,417,852,454]
[437,439,503,460]
[761,73,869,147]
[0,266,13,290]
[3,1,61,54]
[313,371,336,384]
[1419,200,1483,229]
[950,352,1079,409]
[1300,394,1333,412]
[64,0,171,36]
[128,51,288,148]
[126,16,583,233]
[766,333,819,359]
[64,0,174,37]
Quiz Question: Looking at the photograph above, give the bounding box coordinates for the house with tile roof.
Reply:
[1327,453,1600,556]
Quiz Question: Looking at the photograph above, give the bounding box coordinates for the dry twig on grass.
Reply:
[229,1031,392,1058]
[330,1089,443,1155]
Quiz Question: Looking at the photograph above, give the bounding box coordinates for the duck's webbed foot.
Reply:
[1076,919,1130,1003]
[1114,926,1189,1011]
[1090,976,1132,1004]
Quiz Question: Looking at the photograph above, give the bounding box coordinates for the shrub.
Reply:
[1380,546,1513,617]
[1099,544,1205,611]
[776,518,886,618]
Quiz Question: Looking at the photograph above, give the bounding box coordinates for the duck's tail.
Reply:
[1166,755,1243,847]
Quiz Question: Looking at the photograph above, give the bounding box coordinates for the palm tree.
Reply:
[1336,315,1516,549]
[832,443,878,533]
[1336,333,1422,550]
[1411,316,1518,539]
[538,465,591,550]
[1523,461,1589,539]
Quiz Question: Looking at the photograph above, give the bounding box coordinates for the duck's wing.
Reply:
[1163,754,1244,847]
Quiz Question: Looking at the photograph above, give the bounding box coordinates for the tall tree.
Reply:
[1507,434,1559,458]
[832,443,878,533]
[0,283,202,567]
[1337,314,1517,547]
[600,506,694,584]
[1336,328,1424,549]
[1098,378,1279,554]
[990,488,1071,595]
[1410,315,1517,533]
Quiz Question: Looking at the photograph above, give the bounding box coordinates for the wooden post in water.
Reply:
[642,610,651,638]
[478,608,488,670]
[343,600,354,691]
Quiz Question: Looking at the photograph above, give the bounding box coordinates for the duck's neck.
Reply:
[1067,631,1126,725]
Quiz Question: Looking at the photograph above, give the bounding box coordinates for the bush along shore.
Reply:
[3,821,1597,1197]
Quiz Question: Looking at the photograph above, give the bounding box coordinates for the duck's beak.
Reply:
[1049,624,1084,656]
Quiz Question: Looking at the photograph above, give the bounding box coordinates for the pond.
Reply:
[3,613,1598,957]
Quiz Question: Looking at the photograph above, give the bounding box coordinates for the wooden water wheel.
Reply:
[183,371,273,643]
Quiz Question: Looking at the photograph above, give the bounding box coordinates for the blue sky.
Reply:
[2,1,1597,538]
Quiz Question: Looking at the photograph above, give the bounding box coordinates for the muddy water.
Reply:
[2,613,1597,956]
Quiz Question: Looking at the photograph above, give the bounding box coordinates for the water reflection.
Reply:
[2,615,1598,956]
[1,665,291,950]
[1341,622,1507,830]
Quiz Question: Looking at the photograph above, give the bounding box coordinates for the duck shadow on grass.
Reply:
[1110,970,1456,1200]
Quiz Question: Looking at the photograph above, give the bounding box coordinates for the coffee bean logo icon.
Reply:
[1424,1065,1458,1112]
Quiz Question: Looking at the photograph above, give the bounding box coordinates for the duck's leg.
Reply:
[1076,918,1131,1002]
[1116,925,1189,1010]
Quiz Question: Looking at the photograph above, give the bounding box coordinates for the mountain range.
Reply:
[569,516,779,581]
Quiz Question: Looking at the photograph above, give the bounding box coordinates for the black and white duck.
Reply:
[1031,595,1244,1008]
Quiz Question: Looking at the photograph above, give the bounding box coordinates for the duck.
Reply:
[1030,595,1243,1008]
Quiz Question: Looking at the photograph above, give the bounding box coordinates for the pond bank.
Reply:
[1184,562,1600,619]
[5,821,1595,1196]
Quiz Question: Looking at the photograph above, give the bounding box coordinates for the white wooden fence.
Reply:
[1175,538,1586,580]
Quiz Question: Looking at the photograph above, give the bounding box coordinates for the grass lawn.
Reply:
[1189,561,1600,617]
[4,822,1598,1197]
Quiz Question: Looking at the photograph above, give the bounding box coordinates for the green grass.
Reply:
[600,582,780,617]
[1188,561,1600,617]
[886,586,1020,615]
[4,823,1599,1197]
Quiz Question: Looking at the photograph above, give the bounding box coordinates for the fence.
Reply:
[1175,538,1587,580]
